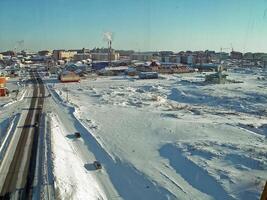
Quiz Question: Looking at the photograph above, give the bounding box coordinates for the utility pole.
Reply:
[109,40,112,67]
[66,87,69,102]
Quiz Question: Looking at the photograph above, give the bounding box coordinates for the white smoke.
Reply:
[103,32,113,42]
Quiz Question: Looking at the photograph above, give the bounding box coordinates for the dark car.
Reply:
[74,132,81,138]
[34,122,39,127]
[93,161,102,170]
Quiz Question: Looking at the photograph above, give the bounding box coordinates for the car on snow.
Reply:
[34,122,39,127]
[74,132,81,138]
[93,161,102,170]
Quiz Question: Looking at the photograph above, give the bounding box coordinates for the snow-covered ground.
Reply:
[47,68,267,200]
[50,113,107,200]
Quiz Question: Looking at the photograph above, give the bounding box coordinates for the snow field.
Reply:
[50,69,267,199]
[51,113,107,200]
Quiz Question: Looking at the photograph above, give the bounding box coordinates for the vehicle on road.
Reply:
[93,161,102,170]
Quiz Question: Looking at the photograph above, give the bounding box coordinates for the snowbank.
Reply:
[51,113,106,200]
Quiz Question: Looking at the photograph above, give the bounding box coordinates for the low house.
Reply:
[136,61,160,72]
[59,71,80,83]
[97,66,128,76]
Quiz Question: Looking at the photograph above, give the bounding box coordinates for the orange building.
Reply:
[0,77,6,87]
[0,77,7,97]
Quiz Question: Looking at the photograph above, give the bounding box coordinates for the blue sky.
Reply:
[0,0,267,52]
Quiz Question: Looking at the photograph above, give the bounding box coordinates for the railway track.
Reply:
[0,70,45,199]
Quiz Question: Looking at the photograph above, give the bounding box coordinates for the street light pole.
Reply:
[66,87,69,102]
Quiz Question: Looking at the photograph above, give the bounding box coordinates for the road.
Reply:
[0,71,45,199]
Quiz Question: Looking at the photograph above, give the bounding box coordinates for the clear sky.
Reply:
[0,0,267,52]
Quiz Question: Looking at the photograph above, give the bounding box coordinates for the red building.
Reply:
[0,88,7,96]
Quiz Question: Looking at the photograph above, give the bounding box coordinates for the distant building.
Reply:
[0,54,3,60]
[218,52,229,61]
[53,50,77,60]
[262,55,267,68]
[1,51,16,57]
[161,54,181,63]
[179,53,195,65]
[230,51,243,60]
[243,52,254,60]
[187,55,194,64]
[38,50,52,56]
[159,51,173,62]
[77,48,90,54]
[253,53,267,61]
[91,52,119,61]
[73,53,92,61]
[130,52,157,61]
